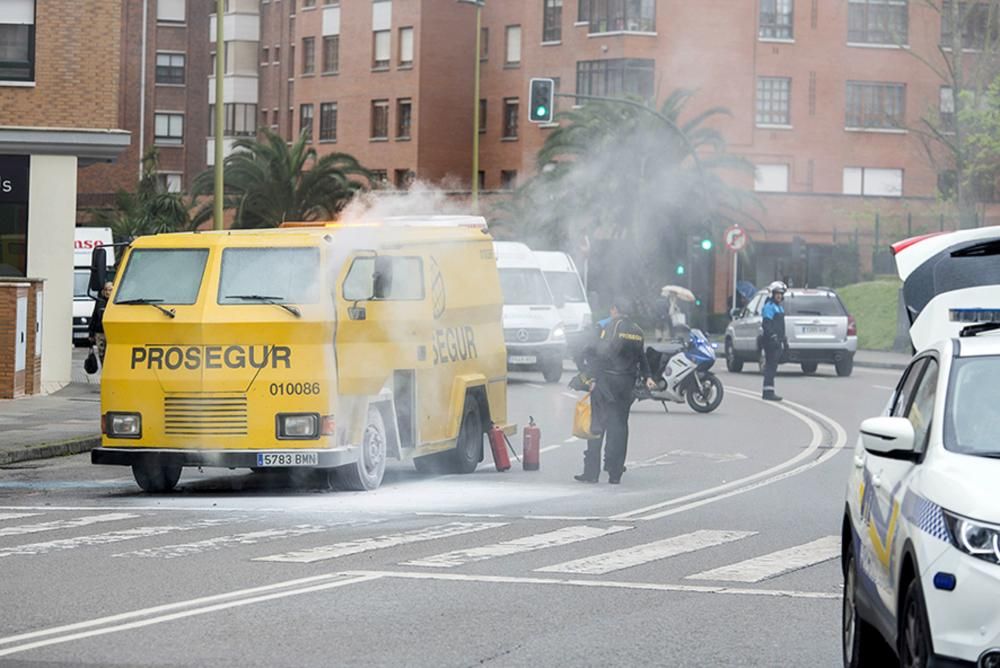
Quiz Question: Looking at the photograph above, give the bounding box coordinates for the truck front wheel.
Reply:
[334,407,387,491]
[132,463,182,494]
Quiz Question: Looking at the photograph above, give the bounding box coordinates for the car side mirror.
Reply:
[860,417,917,459]
[89,247,108,295]
[729,307,741,320]
[348,305,367,321]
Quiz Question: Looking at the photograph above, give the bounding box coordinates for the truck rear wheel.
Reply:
[450,398,484,474]
[132,463,182,494]
[333,407,387,491]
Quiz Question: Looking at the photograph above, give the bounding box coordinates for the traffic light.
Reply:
[528,78,554,124]
[675,264,685,276]
[700,238,713,251]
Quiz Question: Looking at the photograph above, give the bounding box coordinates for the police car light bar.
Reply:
[950,309,1000,338]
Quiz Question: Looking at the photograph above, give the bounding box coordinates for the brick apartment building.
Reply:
[76,0,1000,312]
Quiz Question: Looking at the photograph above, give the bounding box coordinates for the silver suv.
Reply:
[724,288,858,377]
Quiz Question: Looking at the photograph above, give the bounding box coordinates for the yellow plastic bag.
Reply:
[573,393,600,440]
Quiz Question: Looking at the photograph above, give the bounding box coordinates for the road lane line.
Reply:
[561,392,579,400]
[402,525,633,568]
[526,383,545,389]
[0,574,383,659]
[563,436,580,443]
[535,530,756,575]
[0,512,43,521]
[113,525,333,559]
[254,521,507,564]
[347,570,840,600]
[686,536,841,583]
[539,444,562,453]
[0,519,236,557]
[0,513,139,538]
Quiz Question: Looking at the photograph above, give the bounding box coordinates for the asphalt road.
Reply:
[0,361,903,667]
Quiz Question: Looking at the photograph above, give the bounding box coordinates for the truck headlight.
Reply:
[276,413,320,440]
[551,326,566,342]
[105,412,142,439]
[943,510,1000,564]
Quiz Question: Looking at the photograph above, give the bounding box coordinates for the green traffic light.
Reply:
[675,264,685,276]
[700,239,713,251]
[535,106,548,118]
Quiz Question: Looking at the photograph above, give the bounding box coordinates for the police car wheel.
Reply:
[725,340,743,373]
[801,362,818,375]
[843,550,889,667]
[836,358,854,378]
[899,578,933,668]
[333,407,387,491]
[132,463,182,494]
[451,399,483,474]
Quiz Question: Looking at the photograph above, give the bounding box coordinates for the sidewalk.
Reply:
[853,349,912,371]
[0,349,102,466]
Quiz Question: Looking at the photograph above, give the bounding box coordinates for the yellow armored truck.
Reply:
[91,216,511,492]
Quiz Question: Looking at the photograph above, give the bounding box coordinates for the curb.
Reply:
[0,435,101,466]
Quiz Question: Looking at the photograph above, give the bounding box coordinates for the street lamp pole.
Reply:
[214,0,225,230]
[459,0,485,210]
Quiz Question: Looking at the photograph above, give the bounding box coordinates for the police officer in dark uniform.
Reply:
[761,281,788,402]
[573,296,654,484]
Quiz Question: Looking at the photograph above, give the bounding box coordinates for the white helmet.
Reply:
[768,281,787,295]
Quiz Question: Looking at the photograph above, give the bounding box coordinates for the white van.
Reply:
[493,241,567,382]
[73,227,114,346]
[534,250,592,353]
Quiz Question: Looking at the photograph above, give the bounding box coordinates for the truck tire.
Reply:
[132,463,182,494]
[333,407,387,491]
[450,398,484,474]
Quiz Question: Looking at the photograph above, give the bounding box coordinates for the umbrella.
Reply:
[660,285,696,302]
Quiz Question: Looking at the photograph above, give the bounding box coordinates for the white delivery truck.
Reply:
[534,250,592,355]
[493,242,567,383]
[73,227,114,346]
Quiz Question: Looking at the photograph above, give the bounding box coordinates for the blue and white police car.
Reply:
[842,226,1000,668]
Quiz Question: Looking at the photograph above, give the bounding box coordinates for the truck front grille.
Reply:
[164,394,248,436]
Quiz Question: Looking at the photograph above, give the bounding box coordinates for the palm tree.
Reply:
[192,129,371,228]
[91,149,192,242]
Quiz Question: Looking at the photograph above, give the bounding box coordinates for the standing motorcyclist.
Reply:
[761,281,788,402]
[573,297,655,485]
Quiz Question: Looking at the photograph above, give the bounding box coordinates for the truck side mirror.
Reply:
[373,255,393,299]
[89,247,108,295]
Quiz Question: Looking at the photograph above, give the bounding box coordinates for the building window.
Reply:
[261,108,269,128]
[480,27,489,60]
[274,45,280,63]
[940,86,956,132]
[157,0,185,22]
[759,0,793,39]
[583,0,655,33]
[156,173,183,193]
[505,25,521,65]
[155,52,185,84]
[941,1,999,49]
[503,98,519,139]
[397,99,412,139]
[371,99,389,139]
[846,81,906,129]
[394,169,415,189]
[501,170,518,190]
[272,107,279,131]
[262,46,270,64]
[756,77,791,126]
[575,59,654,100]
[0,0,35,82]
[373,30,391,69]
[370,170,388,187]
[323,35,339,73]
[319,102,337,141]
[754,165,790,192]
[843,167,903,196]
[299,104,314,141]
[478,171,486,191]
[848,0,908,45]
[479,99,487,133]
[290,44,295,73]
[578,0,590,23]
[302,36,315,74]
[543,0,563,42]
[303,0,316,7]
[287,107,294,141]
[399,26,414,66]
[209,104,257,137]
[155,113,184,145]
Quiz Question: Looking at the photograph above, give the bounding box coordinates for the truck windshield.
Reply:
[784,294,846,316]
[115,249,208,305]
[73,270,90,299]
[944,355,1000,457]
[544,271,586,303]
[219,247,320,304]
[499,268,554,306]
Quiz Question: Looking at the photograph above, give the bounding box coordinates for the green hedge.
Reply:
[838,279,902,351]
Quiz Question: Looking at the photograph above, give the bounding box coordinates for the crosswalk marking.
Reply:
[536,530,757,575]
[254,522,508,564]
[685,536,841,583]
[403,525,633,568]
[115,524,360,559]
[0,519,234,558]
[0,513,43,522]
[0,513,138,538]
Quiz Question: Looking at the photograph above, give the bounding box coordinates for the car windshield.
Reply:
[944,355,1000,457]
[544,271,586,303]
[499,268,554,306]
[115,249,209,305]
[73,270,90,299]
[218,247,320,304]
[784,294,846,317]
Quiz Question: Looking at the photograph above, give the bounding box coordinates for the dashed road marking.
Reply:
[403,525,633,568]
[0,513,139,538]
[539,444,562,453]
[536,529,757,575]
[0,519,236,558]
[254,521,507,564]
[115,525,329,559]
[686,536,841,583]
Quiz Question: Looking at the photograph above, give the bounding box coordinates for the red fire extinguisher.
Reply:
[488,423,512,472]
[522,416,540,471]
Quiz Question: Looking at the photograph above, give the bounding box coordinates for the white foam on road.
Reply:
[0,519,234,557]
[686,536,841,583]
[0,513,139,538]
[403,525,633,568]
[254,521,508,564]
[0,512,43,521]
[536,529,757,575]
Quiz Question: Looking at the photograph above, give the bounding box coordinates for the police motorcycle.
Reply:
[635,326,724,413]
